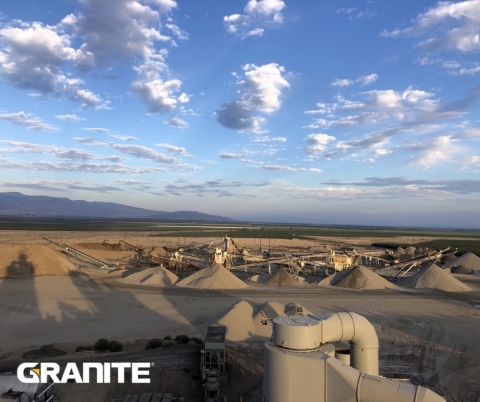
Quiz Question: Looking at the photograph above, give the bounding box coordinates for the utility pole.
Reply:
[260,233,262,252]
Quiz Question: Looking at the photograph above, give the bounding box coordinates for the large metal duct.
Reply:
[263,314,446,402]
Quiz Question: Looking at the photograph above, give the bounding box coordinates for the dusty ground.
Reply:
[0,231,479,402]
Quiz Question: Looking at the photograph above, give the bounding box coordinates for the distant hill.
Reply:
[0,192,233,221]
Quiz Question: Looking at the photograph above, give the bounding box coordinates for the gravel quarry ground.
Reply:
[0,232,479,401]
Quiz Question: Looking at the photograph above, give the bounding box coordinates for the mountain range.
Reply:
[0,192,232,221]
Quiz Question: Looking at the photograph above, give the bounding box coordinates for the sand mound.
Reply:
[444,252,480,271]
[396,247,406,255]
[73,246,134,264]
[0,245,77,277]
[399,263,471,292]
[76,242,129,252]
[451,265,473,275]
[121,267,178,286]
[176,264,248,289]
[318,266,396,290]
[263,268,302,287]
[204,300,311,342]
[441,254,458,263]
[405,246,416,255]
[151,247,169,257]
[249,274,271,283]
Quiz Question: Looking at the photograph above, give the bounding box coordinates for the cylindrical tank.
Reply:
[0,392,29,402]
[335,348,351,365]
[0,374,47,401]
[272,316,321,350]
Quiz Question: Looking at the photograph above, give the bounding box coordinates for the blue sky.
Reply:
[0,0,479,227]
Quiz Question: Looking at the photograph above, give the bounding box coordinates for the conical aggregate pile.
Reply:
[263,268,302,287]
[318,266,396,290]
[0,245,77,276]
[399,263,471,292]
[121,267,178,286]
[443,252,480,271]
[176,264,248,289]
[203,300,311,342]
[451,265,472,274]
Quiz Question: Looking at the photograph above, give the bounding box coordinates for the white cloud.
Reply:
[73,137,105,145]
[254,164,322,172]
[0,157,166,175]
[156,143,190,156]
[165,117,189,128]
[332,73,378,88]
[219,150,248,159]
[250,136,286,142]
[108,143,178,164]
[382,0,480,53]
[0,111,57,131]
[0,22,102,106]
[356,73,378,86]
[165,23,189,41]
[216,63,289,133]
[224,0,285,39]
[82,127,110,133]
[55,114,85,123]
[332,78,353,87]
[305,133,336,155]
[109,134,139,141]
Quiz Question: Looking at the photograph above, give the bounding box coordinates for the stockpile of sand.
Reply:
[249,274,271,283]
[176,264,248,289]
[73,245,134,263]
[451,265,473,274]
[0,245,77,277]
[318,266,397,290]
[151,246,169,257]
[121,267,178,286]
[204,300,312,342]
[263,268,303,287]
[444,252,480,271]
[76,242,129,251]
[399,263,471,292]
[441,254,457,264]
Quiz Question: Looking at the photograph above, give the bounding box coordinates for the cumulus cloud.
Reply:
[224,0,285,39]
[0,21,102,106]
[0,111,57,131]
[73,137,105,145]
[382,0,480,53]
[55,114,85,122]
[305,134,336,155]
[219,151,248,159]
[165,116,188,128]
[332,78,353,87]
[216,63,289,133]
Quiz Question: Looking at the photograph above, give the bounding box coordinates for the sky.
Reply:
[0,0,479,228]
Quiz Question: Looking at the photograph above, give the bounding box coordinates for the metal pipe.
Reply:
[311,312,379,376]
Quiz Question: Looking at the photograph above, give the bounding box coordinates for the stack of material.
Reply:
[441,254,458,264]
[204,300,312,342]
[318,266,397,290]
[263,268,303,287]
[249,274,271,283]
[450,265,473,274]
[443,252,480,271]
[176,264,248,289]
[121,267,178,286]
[0,245,77,277]
[399,263,471,292]
[151,246,170,257]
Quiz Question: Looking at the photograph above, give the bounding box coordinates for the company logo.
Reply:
[17,362,151,384]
